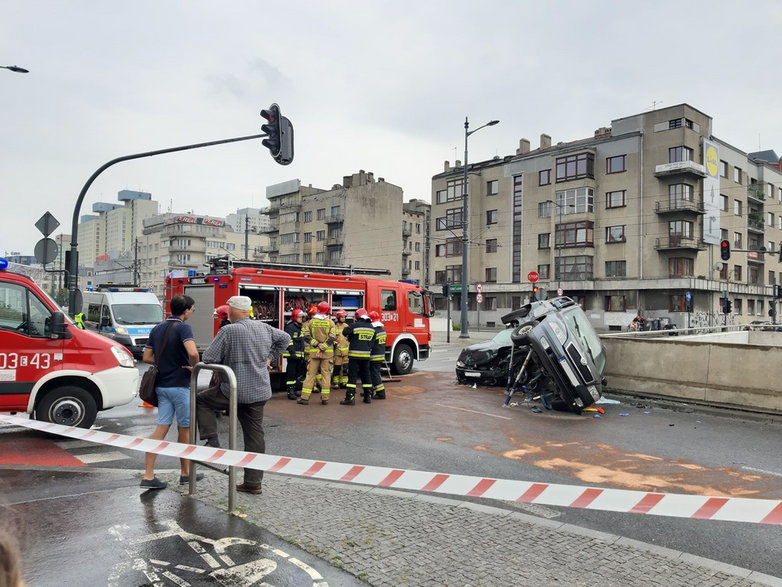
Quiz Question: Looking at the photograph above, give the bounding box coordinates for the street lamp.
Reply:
[460,117,499,339]
[1,65,29,73]
[546,199,573,294]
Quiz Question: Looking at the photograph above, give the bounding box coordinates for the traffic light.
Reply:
[723,299,732,314]
[774,284,782,299]
[442,283,450,297]
[260,103,294,165]
[778,241,782,262]
[720,239,731,261]
[531,286,539,301]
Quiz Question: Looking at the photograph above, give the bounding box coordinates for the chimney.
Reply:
[455,159,461,168]
[516,139,531,155]
[444,160,451,172]
[594,127,611,137]
[540,134,552,149]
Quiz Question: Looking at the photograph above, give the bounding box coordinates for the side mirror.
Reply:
[51,311,72,339]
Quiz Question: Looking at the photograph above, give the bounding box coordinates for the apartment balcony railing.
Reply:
[654,199,705,214]
[654,235,706,251]
[653,160,707,178]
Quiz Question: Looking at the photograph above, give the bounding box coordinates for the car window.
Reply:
[0,282,52,337]
[562,307,606,372]
[493,328,513,345]
[111,303,164,325]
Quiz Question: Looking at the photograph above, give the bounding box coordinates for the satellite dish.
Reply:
[713,262,723,271]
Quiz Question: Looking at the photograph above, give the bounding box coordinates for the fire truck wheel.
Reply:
[36,386,98,429]
[391,344,414,375]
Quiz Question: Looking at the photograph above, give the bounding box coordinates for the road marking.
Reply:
[73,451,132,464]
[3,413,780,526]
[742,466,782,478]
[434,403,513,420]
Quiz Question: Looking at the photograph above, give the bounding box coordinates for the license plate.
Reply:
[464,371,482,378]
[587,385,600,400]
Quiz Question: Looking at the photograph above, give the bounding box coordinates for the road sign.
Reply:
[476,282,483,293]
[35,211,60,237]
[449,284,462,293]
[476,293,483,304]
[34,238,58,264]
[527,271,539,283]
[557,288,563,296]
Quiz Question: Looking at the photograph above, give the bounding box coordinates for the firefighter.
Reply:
[332,309,349,389]
[283,308,306,400]
[368,310,387,400]
[341,308,375,405]
[299,301,339,405]
[213,305,231,329]
[73,312,86,329]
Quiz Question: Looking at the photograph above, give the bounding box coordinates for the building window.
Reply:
[539,169,551,186]
[486,238,498,253]
[719,160,728,178]
[485,267,497,282]
[435,189,446,204]
[414,260,420,270]
[768,212,775,227]
[538,233,551,249]
[304,232,312,243]
[414,242,420,252]
[669,257,694,278]
[734,298,743,315]
[605,295,626,312]
[445,238,461,256]
[556,152,594,182]
[606,190,626,208]
[316,252,325,263]
[330,205,340,218]
[555,187,594,213]
[435,208,464,230]
[303,210,312,223]
[669,118,682,129]
[280,232,298,244]
[556,221,594,248]
[733,167,742,184]
[303,253,312,263]
[720,194,728,211]
[537,264,550,279]
[733,232,742,249]
[606,155,626,174]
[669,183,693,206]
[316,208,325,220]
[436,179,464,204]
[556,255,593,281]
[487,180,498,195]
[486,210,498,225]
[316,230,325,241]
[734,200,742,216]
[445,264,462,284]
[605,260,626,277]
[668,146,693,163]
[538,200,552,217]
[606,225,626,243]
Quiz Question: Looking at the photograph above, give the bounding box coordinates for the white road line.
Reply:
[55,440,98,449]
[76,451,132,464]
[434,403,512,420]
[742,466,782,478]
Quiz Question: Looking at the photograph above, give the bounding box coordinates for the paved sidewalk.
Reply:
[169,472,781,587]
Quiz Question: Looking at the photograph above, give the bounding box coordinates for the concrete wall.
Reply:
[602,335,782,415]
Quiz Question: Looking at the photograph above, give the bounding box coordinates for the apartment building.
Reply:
[430,103,782,330]
[263,171,428,283]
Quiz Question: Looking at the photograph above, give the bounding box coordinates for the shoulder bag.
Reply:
[139,321,178,407]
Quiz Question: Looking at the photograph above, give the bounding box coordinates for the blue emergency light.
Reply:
[0,258,8,271]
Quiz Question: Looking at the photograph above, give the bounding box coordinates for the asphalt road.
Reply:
[2,343,781,579]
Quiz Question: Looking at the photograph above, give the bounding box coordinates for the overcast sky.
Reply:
[2,1,782,257]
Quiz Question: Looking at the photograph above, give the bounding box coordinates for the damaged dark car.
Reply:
[456,297,607,413]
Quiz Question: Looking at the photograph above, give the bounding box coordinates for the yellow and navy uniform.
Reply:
[283,318,305,398]
[332,318,349,389]
[300,313,339,402]
[343,318,376,403]
[369,321,387,399]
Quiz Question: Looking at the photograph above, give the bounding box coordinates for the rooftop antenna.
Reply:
[649,100,663,111]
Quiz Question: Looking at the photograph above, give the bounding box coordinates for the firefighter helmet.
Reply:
[307,304,318,316]
[335,309,348,318]
[213,305,229,320]
[316,301,331,314]
[291,308,305,320]
[368,310,381,322]
[354,308,369,320]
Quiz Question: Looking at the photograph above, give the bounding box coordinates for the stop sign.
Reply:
[527,271,540,283]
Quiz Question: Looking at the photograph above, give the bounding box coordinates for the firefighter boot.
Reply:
[372,385,386,400]
[340,390,355,406]
[362,388,372,404]
[287,385,297,400]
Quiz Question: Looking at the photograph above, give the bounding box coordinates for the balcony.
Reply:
[326,235,343,247]
[254,245,277,254]
[168,241,206,254]
[401,266,411,277]
[747,214,765,234]
[654,160,706,178]
[747,183,766,204]
[325,212,344,224]
[402,249,411,257]
[654,235,705,251]
[654,199,705,215]
[259,224,279,234]
[402,225,412,237]
[747,249,766,264]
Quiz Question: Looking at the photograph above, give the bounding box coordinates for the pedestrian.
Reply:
[299,301,339,405]
[197,295,290,495]
[332,309,349,390]
[0,528,23,587]
[73,311,85,329]
[341,308,375,405]
[140,294,201,490]
[283,308,306,400]
[368,310,387,400]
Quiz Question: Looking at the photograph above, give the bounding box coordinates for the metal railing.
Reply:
[189,362,239,511]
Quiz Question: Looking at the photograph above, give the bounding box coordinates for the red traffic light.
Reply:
[533,286,539,293]
[720,239,731,261]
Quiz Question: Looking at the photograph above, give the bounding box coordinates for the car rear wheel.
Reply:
[36,386,98,429]
[511,320,539,344]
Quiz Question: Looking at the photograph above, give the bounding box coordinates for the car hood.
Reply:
[457,339,510,368]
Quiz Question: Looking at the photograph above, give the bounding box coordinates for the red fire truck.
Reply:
[165,259,434,376]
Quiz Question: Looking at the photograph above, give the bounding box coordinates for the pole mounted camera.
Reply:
[260,103,294,166]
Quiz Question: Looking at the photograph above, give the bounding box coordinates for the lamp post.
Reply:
[1,65,29,73]
[460,117,499,339]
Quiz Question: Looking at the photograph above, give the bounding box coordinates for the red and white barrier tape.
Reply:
[3,413,781,525]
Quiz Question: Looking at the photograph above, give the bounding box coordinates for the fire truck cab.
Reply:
[166,260,434,377]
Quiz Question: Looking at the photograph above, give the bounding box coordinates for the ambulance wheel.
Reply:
[36,386,98,429]
[391,344,414,375]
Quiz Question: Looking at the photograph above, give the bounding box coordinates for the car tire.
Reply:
[511,320,539,344]
[36,386,98,429]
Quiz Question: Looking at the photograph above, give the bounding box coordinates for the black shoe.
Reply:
[236,482,263,494]
[340,398,355,405]
[140,477,167,490]
[287,392,297,400]
[179,472,205,484]
[203,437,221,448]
[372,393,386,400]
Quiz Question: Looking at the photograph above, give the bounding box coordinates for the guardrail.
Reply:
[189,362,239,511]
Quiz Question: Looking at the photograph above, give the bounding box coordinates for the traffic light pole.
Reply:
[67,133,266,315]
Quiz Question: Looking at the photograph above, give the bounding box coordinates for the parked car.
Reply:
[456,297,608,413]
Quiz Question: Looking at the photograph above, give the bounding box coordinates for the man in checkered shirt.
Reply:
[197,295,290,494]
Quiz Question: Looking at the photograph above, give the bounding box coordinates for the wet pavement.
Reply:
[1,468,362,586]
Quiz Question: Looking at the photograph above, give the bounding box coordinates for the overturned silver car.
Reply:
[458,297,607,413]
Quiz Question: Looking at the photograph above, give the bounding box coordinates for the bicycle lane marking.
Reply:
[2,413,780,525]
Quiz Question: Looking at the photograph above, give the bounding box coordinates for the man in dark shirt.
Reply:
[140,294,200,490]
[198,295,290,494]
